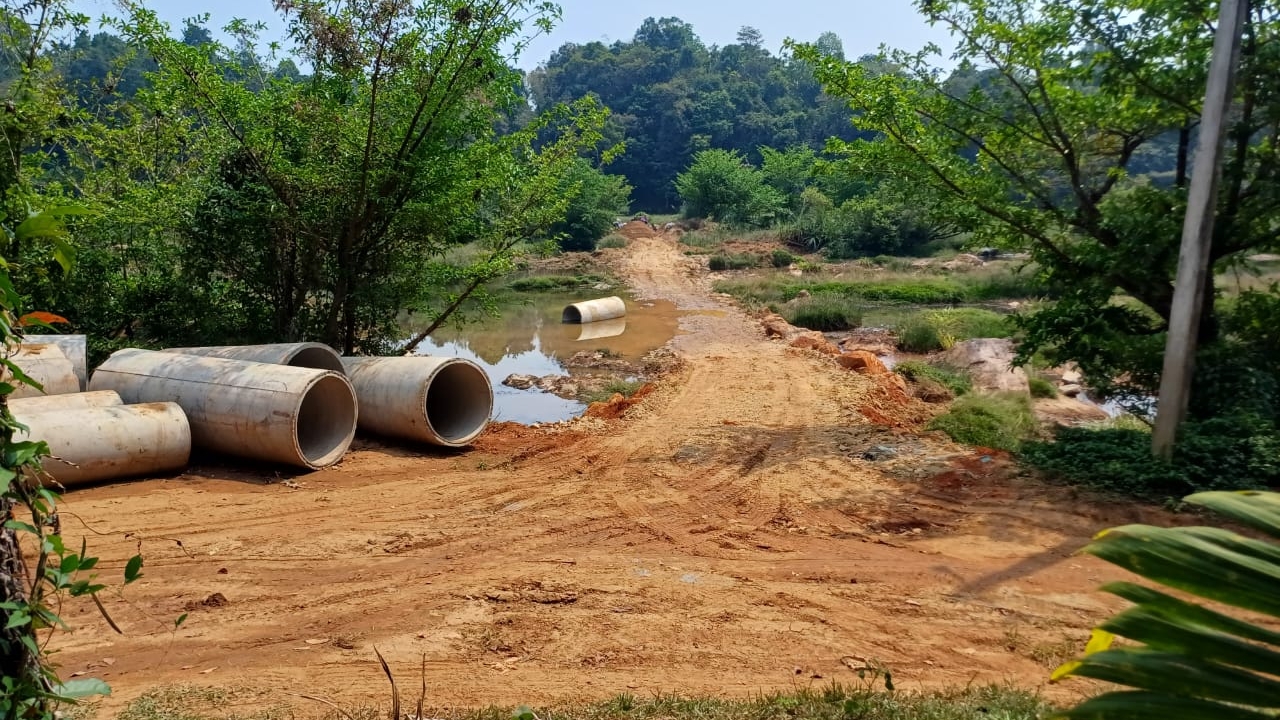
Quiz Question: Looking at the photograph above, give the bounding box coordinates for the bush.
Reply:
[597,234,628,249]
[896,308,1012,352]
[927,392,1037,451]
[894,360,972,396]
[551,160,634,252]
[771,248,796,268]
[1028,376,1058,398]
[507,274,603,292]
[896,316,948,353]
[708,253,758,271]
[1022,415,1280,499]
[784,295,863,331]
[675,149,785,227]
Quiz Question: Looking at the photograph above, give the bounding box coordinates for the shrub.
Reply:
[507,274,603,292]
[675,149,785,227]
[708,253,758,271]
[927,392,1037,451]
[896,308,1012,352]
[597,234,628,249]
[771,248,796,268]
[894,360,972,396]
[551,160,633,252]
[1022,415,1280,500]
[1028,376,1058,398]
[784,295,863,331]
[897,315,948,353]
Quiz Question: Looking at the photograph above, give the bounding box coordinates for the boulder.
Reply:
[790,332,841,355]
[503,374,538,390]
[838,350,890,375]
[940,338,1030,394]
[1034,397,1109,427]
[761,313,795,339]
[1060,383,1084,398]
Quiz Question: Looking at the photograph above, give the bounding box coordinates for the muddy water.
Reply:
[403,293,683,424]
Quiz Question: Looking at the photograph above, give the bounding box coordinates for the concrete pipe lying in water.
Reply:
[7,344,80,399]
[562,296,626,324]
[576,317,627,341]
[15,402,191,487]
[10,390,123,415]
[341,356,492,447]
[26,334,87,390]
[90,349,358,470]
[163,342,346,375]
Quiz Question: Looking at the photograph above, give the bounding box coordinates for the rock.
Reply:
[761,313,795,339]
[1034,397,1109,427]
[838,350,890,375]
[795,289,812,299]
[939,339,1030,394]
[911,377,955,404]
[1060,383,1083,397]
[790,333,841,355]
[954,253,984,265]
[1061,368,1083,385]
[861,445,897,461]
[503,374,538,390]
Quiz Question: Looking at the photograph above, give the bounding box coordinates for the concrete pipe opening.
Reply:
[287,345,346,373]
[295,374,360,468]
[562,296,626,324]
[425,361,493,445]
[164,342,346,375]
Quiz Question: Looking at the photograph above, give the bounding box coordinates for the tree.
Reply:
[551,159,632,252]
[737,25,764,48]
[115,0,612,354]
[793,0,1280,411]
[675,148,784,226]
[815,31,844,61]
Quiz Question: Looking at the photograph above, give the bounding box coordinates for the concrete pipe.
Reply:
[90,349,357,470]
[341,356,492,447]
[14,402,190,487]
[26,335,87,390]
[163,342,346,375]
[576,317,626,341]
[562,296,626,324]
[10,390,123,415]
[7,344,80,399]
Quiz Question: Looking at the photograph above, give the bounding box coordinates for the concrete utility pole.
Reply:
[1152,0,1250,459]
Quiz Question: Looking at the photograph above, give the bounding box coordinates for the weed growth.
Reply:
[783,295,862,331]
[927,392,1037,451]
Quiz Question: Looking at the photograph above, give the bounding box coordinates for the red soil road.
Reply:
[51,226,1161,713]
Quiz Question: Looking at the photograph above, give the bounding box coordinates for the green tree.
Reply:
[759,145,816,213]
[675,148,784,226]
[113,1,611,355]
[793,0,1280,412]
[551,158,632,252]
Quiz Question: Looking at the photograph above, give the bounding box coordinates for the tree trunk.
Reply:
[0,493,41,692]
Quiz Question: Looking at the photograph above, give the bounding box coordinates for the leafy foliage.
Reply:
[927,392,1036,451]
[896,308,1012,352]
[551,160,633,252]
[1052,490,1280,720]
[675,149,785,227]
[894,360,973,397]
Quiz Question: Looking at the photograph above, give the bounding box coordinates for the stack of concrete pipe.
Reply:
[1,339,495,488]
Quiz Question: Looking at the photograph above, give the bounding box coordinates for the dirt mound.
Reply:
[617,220,658,241]
[584,383,656,419]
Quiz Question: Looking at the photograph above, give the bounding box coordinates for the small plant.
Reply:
[896,308,1012,352]
[771,248,796,268]
[896,315,948,353]
[597,234,628,249]
[583,379,645,404]
[1028,376,1058,398]
[927,392,1037,451]
[894,360,972,396]
[783,295,862,331]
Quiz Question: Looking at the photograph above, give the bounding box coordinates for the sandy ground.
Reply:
[50,225,1168,714]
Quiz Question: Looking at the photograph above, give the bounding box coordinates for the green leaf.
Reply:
[1052,690,1276,720]
[124,555,143,584]
[1187,491,1280,540]
[52,677,111,700]
[1103,581,1280,646]
[1060,649,1280,708]
[3,520,38,535]
[1100,608,1280,677]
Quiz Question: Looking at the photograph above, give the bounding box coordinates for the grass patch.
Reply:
[894,360,972,396]
[708,253,759,271]
[896,308,1013,353]
[783,295,863,331]
[583,379,646,404]
[597,234,628,249]
[113,684,1051,720]
[927,392,1037,451]
[771,248,796,268]
[680,229,728,250]
[1028,376,1058,399]
[507,274,605,292]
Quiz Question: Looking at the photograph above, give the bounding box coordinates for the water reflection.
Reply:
[403,293,681,425]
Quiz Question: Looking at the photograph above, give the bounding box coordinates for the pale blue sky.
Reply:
[70,0,955,70]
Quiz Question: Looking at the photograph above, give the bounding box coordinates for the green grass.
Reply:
[927,392,1038,451]
[783,295,863,331]
[507,274,606,292]
[712,264,1045,307]
[597,234,628,249]
[680,229,729,250]
[896,308,1013,353]
[894,360,973,396]
[582,379,646,404]
[1028,376,1058,399]
[708,253,759,271]
[111,684,1051,720]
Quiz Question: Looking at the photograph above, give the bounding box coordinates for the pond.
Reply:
[402,293,683,425]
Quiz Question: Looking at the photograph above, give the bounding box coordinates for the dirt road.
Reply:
[53,229,1156,712]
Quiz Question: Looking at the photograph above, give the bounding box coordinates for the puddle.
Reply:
[403,293,682,425]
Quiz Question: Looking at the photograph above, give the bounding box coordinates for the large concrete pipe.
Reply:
[26,335,87,390]
[576,317,627,341]
[163,342,346,375]
[562,296,626,324]
[10,390,123,415]
[7,344,79,399]
[90,349,357,470]
[341,356,492,447]
[15,402,190,487]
